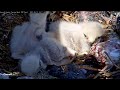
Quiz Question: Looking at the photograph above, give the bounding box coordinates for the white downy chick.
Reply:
[10,12,49,59]
[49,20,105,55]
[20,36,75,76]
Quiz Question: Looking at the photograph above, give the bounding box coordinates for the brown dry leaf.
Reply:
[61,65,68,72]
[62,14,76,22]
[100,15,113,28]
[49,14,60,21]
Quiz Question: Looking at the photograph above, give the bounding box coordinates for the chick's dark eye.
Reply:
[84,34,88,40]
[84,34,87,37]
[36,35,42,41]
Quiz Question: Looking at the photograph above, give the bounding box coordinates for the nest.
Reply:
[0,11,120,79]
[0,12,29,76]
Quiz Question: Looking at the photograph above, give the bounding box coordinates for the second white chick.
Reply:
[48,21,105,55]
